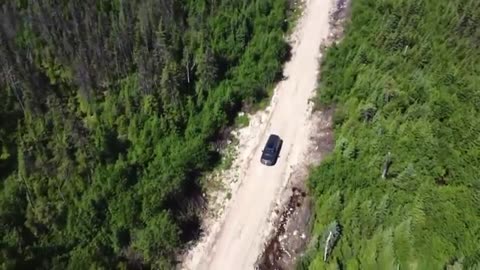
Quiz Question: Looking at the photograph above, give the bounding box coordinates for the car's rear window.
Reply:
[266,136,278,149]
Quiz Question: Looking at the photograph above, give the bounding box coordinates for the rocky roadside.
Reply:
[255,0,351,268]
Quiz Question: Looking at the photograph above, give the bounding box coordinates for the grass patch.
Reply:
[251,84,276,112]
[199,137,238,194]
[217,137,238,171]
[234,113,249,128]
[286,0,305,35]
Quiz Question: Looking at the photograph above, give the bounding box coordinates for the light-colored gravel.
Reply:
[181,0,335,269]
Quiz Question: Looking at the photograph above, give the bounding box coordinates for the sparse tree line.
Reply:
[0,0,293,268]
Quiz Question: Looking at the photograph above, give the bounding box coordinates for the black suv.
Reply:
[260,134,282,166]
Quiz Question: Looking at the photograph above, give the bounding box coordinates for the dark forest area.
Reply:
[0,0,291,269]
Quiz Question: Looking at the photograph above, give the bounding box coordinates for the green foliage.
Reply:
[0,0,292,268]
[133,212,180,262]
[307,0,480,269]
[234,113,249,128]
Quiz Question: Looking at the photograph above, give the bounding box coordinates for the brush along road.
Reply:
[182,0,335,269]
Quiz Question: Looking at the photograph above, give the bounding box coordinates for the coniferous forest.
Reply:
[2,0,480,269]
[305,0,480,269]
[0,0,291,268]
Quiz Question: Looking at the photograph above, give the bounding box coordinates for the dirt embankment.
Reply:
[256,109,334,270]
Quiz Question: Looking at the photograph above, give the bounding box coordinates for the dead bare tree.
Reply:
[4,66,26,114]
[382,152,392,179]
[323,221,341,262]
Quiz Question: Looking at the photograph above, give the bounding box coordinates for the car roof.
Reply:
[265,134,280,148]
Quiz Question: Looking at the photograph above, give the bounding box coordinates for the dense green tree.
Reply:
[304,0,480,269]
[0,0,292,268]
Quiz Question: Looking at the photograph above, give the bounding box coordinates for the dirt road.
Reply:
[182,0,335,269]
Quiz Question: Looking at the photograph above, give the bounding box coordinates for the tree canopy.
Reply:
[0,0,291,268]
[303,0,480,269]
